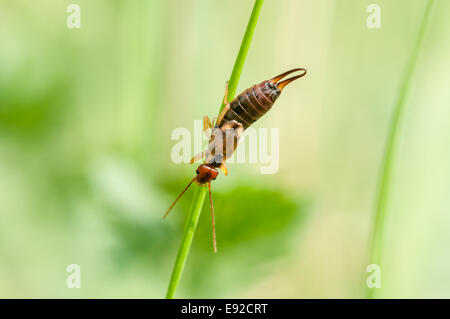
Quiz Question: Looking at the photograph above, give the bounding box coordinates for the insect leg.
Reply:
[220,162,228,176]
[216,105,230,128]
[190,151,205,164]
[203,115,213,139]
[216,81,231,126]
[223,80,229,104]
[211,116,217,127]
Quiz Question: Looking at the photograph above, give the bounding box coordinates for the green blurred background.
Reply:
[1,0,449,298]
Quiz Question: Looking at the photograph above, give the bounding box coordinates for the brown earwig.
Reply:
[163,68,307,252]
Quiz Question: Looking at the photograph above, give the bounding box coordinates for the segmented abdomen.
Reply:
[222,81,280,130]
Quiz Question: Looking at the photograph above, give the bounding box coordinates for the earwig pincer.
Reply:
[163,68,307,252]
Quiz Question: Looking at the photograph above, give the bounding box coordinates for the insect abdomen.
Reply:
[223,81,280,129]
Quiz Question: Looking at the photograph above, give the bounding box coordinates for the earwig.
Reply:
[164,68,307,252]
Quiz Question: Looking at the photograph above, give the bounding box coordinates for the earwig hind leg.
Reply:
[216,103,230,127]
[190,151,205,164]
[217,81,231,126]
[203,115,213,139]
[223,80,229,104]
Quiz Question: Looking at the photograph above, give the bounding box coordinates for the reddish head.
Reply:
[162,163,219,252]
[195,164,219,185]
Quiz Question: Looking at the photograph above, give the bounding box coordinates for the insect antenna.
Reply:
[162,177,196,219]
[207,182,217,253]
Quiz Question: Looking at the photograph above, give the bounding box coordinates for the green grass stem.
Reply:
[366,0,435,299]
[165,0,264,299]
[166,186,206,299]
